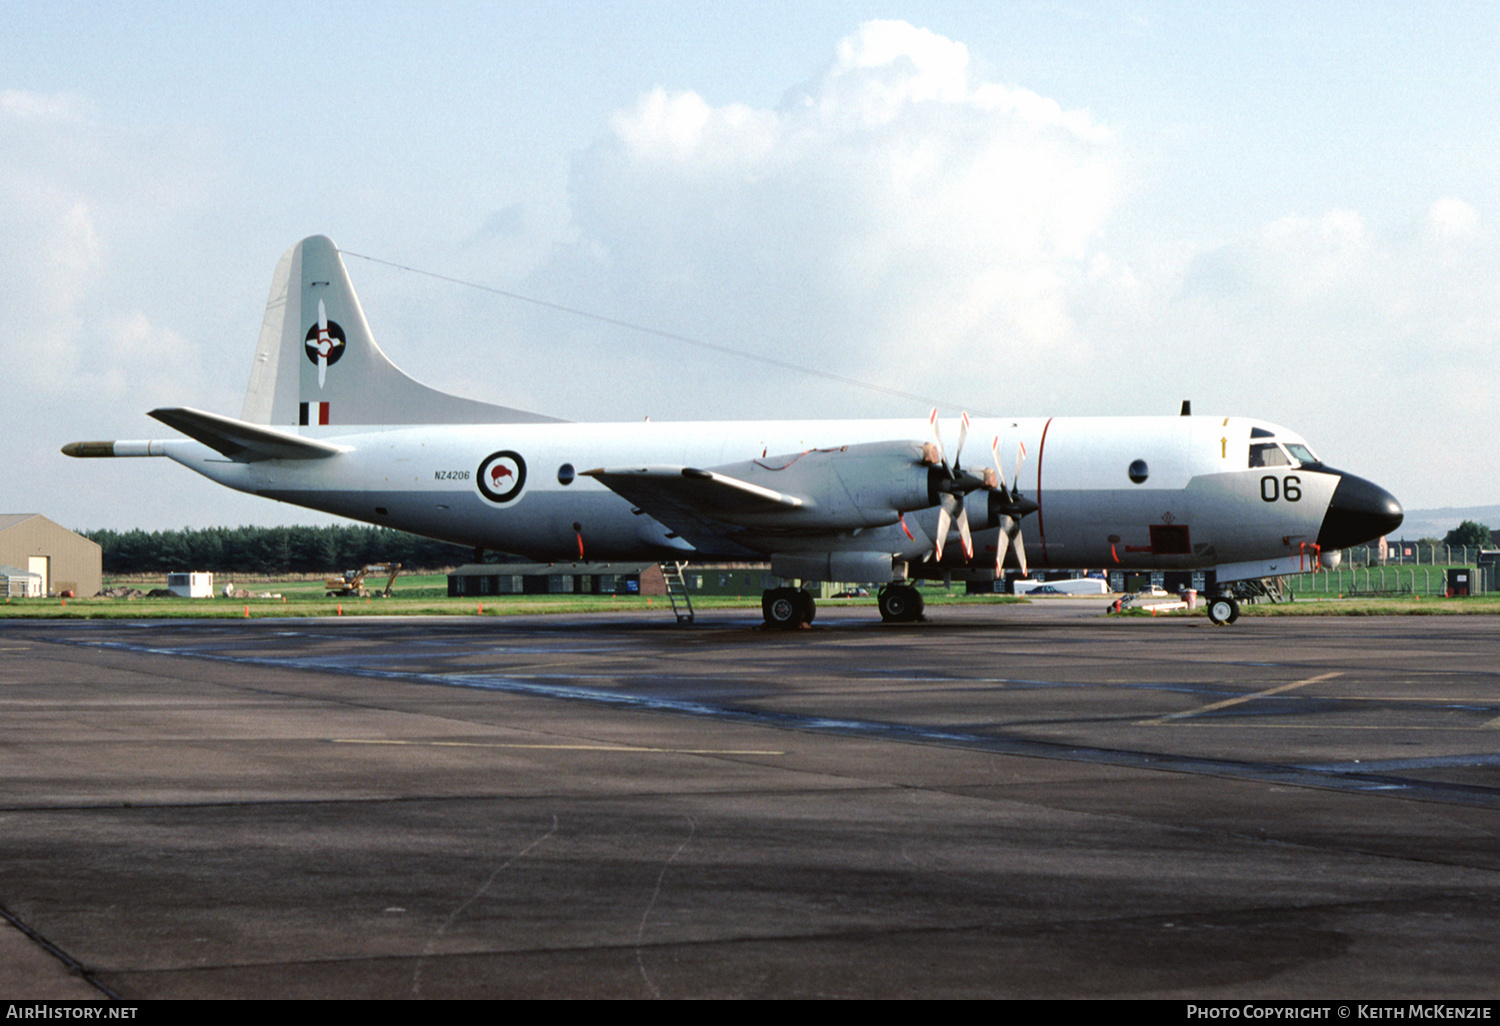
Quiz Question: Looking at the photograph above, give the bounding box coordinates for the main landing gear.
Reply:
[762,586,816,629]
[877,583,924,623]
[1205,594,1241,625]
[759,583,926,627]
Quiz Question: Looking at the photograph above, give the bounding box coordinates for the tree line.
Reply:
[1444,521,1495,549]
[83,524,475,576]
[83,519,1500,577]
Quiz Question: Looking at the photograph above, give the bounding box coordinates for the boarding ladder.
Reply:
[660,561,696,624]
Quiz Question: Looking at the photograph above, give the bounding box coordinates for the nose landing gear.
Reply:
[1206,594,1240,625]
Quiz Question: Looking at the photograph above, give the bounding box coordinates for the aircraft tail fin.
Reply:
[240,236,561,427]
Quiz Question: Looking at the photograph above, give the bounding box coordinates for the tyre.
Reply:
[1207,595,1240,625]
[762,588,804,629]
[879,584,923,623]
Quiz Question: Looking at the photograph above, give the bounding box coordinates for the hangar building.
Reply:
[0,515,102,597]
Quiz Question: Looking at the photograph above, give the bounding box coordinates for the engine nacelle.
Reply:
[771,551,899,583]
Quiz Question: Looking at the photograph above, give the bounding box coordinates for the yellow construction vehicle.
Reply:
[324,563,401,598]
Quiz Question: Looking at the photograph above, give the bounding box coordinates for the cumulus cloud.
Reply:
[532,20,1120,416]
[499,17,1499,513]
[1174,199,1499,358]
[501,18,1500,513]
[0,89,227,408]
[14,19,1500,527]
[1428,196,1479,240]
[0,175,106,394]
[0,88,91,122]
[1134,194,1500,505]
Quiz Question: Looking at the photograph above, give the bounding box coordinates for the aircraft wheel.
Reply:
[1206,595,1240,625]
[879,584,923,623]
[762,588,806,629]
[797,589,816,624]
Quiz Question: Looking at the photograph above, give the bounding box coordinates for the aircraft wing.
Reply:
[584,439,938,550]
[583,465,810,551]
[585,466,806,515]
[148,407,349,461]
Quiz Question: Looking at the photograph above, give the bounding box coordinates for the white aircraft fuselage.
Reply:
[66,236,1403,623]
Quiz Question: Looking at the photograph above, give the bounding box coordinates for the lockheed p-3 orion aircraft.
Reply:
[64,236,1403,627]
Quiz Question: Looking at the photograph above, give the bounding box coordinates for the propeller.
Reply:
[986,435,1037,576]
[924,412,1041,570]
[926,410,988,562]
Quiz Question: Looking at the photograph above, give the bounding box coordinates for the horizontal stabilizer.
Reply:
[148,407,348,462]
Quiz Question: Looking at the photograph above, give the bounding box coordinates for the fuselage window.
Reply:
[1249,443,1290,468]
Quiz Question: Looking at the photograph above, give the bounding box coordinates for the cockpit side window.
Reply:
[1249,443,1290,468]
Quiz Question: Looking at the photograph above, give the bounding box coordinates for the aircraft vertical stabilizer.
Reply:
[239,236,561,428]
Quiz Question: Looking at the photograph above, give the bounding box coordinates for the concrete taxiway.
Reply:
[2,603,1498,998]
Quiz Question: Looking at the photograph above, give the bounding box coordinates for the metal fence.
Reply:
[1280,540,1497,596]
[1285,564,1485,597]
[1351,544,1488,566]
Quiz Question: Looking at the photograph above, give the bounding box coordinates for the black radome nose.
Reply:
[1317,472,1404,550]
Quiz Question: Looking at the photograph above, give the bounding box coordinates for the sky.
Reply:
[5,2,1500,533]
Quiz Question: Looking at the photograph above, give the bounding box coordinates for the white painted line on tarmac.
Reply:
[331,738,784,755]
[1141,671,1344,725]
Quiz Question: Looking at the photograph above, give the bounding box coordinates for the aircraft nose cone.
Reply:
[1317,471,1403,550]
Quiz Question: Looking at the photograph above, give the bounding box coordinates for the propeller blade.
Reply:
[992,521,1011,573]
[1012,522,1029,576]
[956,503,974,560]
[928,408,948,470]
[934,499,951,562]
[954,411,970,471]
[989,436,1007,492]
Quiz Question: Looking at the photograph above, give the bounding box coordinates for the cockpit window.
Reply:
[1249,443,1290,468]
[1284,443,1319,465]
